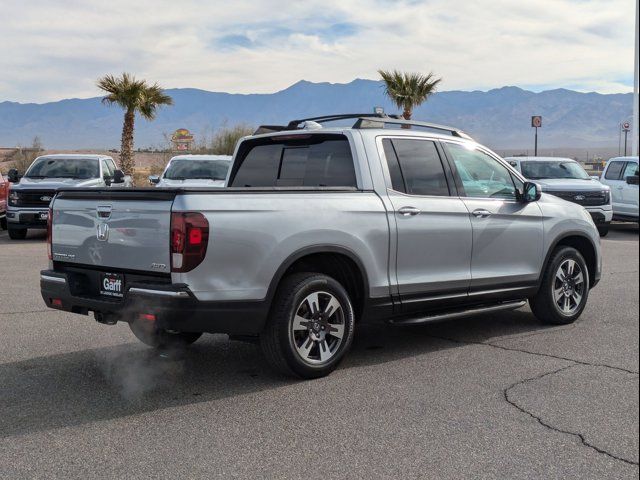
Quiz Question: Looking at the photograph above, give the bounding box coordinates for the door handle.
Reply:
[472,209,492,218]
[617,186,624,190]
[398,206,421,216]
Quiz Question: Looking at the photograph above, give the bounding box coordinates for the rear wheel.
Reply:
[0,217,6,230]
[129,319,202,349]
[597,225,609,237]
[260,272,355,379]
[8,226,27,240]
[530,246,589,325]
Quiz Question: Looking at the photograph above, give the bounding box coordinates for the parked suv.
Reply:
[505,156,612,236]
[599,156,639,222]
[6,154,131,239]
[41,114,602,379]
[149,155,232,187]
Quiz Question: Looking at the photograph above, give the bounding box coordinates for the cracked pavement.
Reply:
[1,225,638,479]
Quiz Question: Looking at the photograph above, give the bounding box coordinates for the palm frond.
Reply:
[378,69,441,116]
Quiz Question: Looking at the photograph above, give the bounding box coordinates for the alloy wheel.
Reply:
[552,259,585,316]
[290,291,346,365]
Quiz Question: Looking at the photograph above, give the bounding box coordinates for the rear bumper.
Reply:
[40,270,268,335]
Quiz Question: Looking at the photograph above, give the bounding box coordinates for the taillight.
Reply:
[170,212,209,272]
[47,206,53,260]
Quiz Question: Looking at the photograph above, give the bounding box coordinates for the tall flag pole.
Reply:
[633,0,639,156]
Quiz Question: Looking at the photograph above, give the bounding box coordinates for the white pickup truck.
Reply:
[40,114,602,378]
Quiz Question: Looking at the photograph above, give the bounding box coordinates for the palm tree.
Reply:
[97,73,173,175]
[378,70,441,121]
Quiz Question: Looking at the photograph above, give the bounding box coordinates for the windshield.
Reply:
[520,161,590,180]
[26,158,100,179]
[164,159,230,180]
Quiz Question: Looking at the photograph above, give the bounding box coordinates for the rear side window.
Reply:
[605,161,625,180]
[382,139,449,196]
[230,135,356,188]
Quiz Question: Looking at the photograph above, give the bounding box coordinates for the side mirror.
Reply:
[148,175,160,185]
[518,181,541,203]
[112,170,125,184]
[7,168,20,183]
[625,175,639,185]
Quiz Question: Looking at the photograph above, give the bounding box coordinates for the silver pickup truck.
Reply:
[40,114,602,378]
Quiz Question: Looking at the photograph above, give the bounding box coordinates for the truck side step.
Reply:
[389,300,527,326]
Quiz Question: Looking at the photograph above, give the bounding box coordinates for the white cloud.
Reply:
[1,0,636,102]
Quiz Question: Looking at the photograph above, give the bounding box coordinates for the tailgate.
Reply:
[51,189,176,274]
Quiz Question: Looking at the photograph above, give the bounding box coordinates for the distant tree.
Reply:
[378,70,441,121]
[32,136,43,151]
[209,123,254,155]
[96,73,173,175]
[10,136,44,173]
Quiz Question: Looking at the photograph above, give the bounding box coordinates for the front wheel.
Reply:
[129,319,202,349]
[530,246,590,325]
[597,225,609,237]
[0,217,6,230]
[260,273,355,379]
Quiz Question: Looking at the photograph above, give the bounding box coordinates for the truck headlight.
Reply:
[8,191,19,206]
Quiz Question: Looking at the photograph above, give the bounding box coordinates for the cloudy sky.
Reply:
[3,0,637,103]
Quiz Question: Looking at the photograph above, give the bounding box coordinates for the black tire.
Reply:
[530,246,590,325]
[8,226,27,240]
[597,226,609,237]
[260,272,355,379]
[129,319,202,349]
[0,217,6,230]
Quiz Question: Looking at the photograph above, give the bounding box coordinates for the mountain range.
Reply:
[0,79,634,150]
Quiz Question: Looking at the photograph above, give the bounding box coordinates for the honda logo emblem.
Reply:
[96,223,109,241]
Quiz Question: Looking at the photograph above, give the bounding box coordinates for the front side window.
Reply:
[605,161,625,180]
[446,144,516,199]
[25,158,100,179]
[382,138,449,196]
[101,160,114,177]
[230,135,356,188]
[622,162,639,180]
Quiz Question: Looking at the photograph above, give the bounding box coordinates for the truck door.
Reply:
[442,142,544,294]
[379,138,473,313]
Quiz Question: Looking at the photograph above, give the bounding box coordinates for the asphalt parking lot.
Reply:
[0,225,638,479]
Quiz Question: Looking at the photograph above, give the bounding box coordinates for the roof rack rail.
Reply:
[353,117,473,139]
[253,113,473,140]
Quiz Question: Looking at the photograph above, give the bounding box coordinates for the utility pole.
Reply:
[632,0,639,156]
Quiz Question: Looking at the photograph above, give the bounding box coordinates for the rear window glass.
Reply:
[230,135,356,188]
[164,159,230,180]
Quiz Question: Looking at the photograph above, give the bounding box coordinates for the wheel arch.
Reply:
[541,232,598,289]
[266,245,370,320]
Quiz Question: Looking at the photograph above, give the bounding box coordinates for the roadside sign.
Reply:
[622,121,631,131]
[531,116,542,128]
